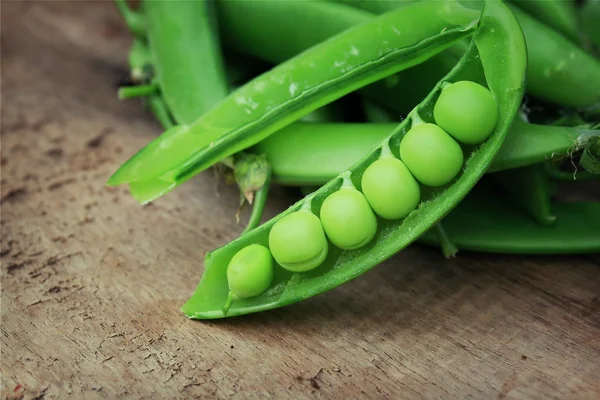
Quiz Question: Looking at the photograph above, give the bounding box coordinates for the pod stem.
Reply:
[147,95,175,130]
[433,223,459,259]
[119,82,159,99]
[300,194,315,212]
[222,291,239,316]
[114,0,146,37]
[339,171,356,190]
[241,166,272,236]
[408,108,425,128]
[379,137,395,159]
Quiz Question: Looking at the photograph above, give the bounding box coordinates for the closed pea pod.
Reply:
[335,0,600,109]
[108,0,483,192]
[253,120,596,186]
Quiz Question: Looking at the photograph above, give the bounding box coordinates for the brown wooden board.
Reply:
[1,2,599,399]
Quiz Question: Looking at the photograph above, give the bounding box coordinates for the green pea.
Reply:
[399,123,464,187]
[268,210,328,272]
[361,157,420,220]
[320,188,377,250]
[433,81,498,145]
[227,244,274,299]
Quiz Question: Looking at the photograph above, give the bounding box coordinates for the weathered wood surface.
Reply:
[1,2,599,399]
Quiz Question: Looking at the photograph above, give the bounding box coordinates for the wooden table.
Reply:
[2,2,599,399]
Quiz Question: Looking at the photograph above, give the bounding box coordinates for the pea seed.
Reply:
[320,188,377,250]
[361,157,420,220]
[433,81,498,144]
[227,244,274,299]
[268,210,328,272]
[399,123,464,187]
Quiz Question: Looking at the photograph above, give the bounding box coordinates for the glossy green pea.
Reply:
[268,210,328,272]
[320,187,377,250]
[361,157,420,220]
[227,244,274,299]
[433,81,498,145]
[399,123,464,187]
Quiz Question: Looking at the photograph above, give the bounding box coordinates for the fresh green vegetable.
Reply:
[180,0,527,318]
[143,0,227,125]
[320,180,378,250]
[219,0,600,109]
[491,164,556,226]
[419,181,600,254]
[581,0,600,52]
[361,155,420,220]
[109,0,482,198]
[508,0,580,43]
[223,244,274,314]
[268,207,329,273]
[504,3,600,109]
[434,80,497,144]
[253,120,594,185]
[399,122,464,187]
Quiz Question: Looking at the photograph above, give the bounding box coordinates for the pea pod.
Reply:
[341,0,600,109]
[115,2,272,233]
[504,3,600,109]
[108,1,482,196]
[508,0,580,43]
[419,181,600,254]
[181,0,527,319]
[251,121,594,186]
[490,164,556,226]
[581,0,600,52]
[218,0,600,111]
[142,0,228,125]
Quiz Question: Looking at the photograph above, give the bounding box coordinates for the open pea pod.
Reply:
[181,0,527,319]
[108,0,482,194]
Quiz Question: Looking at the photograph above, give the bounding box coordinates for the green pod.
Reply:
[218,0,477,118]
[252,121,594,185]
[143,0,228,125]
[581,0,600,51]
[491,164,557,226]
[181,0,527,318]
[108,1,482,195]
[419,181,600,254]
[508,0,580,43]
[340,0,600,109]
[505,4,600,109]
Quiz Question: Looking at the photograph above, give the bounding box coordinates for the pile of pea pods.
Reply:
[111,0,600,319]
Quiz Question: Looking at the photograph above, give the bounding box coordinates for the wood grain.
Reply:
[1,2,599,399]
